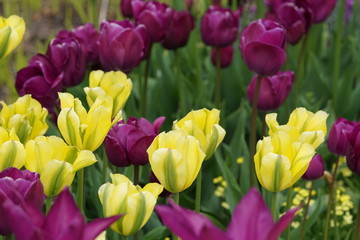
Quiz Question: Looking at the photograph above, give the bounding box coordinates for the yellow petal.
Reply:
[0,140,25,171]
[72,150,97,172]
[57,108,83,149]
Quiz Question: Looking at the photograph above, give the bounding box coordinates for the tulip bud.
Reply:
[345,124,360,175]
[25,136,97,196]
[306,0,337,23]
[0,15,25,59]
[211,45,234,68]
[147,130,206,193]
[302,154,325,180]
[247,71,294,111]
[327,118,358,156]
[0,127,26,171]
[98,173,163,235]
[173,108,225,159]
[120,0,137,18]
[200,6,238,48]
[240,19,286,76]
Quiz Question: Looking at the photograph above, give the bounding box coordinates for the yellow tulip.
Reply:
[98,173,163,236]
[173,108,225,159]
[84,70,132,119]
[254,131,315,192]
[0,15,25,59]
[25,135,97,196]
[0,127,26,171]
[0,95,48,143]
[147,130,206,193]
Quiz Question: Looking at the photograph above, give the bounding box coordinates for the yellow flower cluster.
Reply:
[212,176,230,210]
[334,185,354,226]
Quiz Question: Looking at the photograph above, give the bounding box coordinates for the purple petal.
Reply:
[82,215,121,240]
[153,116,166,134]
[267,207,299,240]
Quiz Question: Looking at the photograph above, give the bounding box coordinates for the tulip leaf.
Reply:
[145,226,170,240]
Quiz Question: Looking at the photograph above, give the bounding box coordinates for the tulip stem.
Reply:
[45,197,52,214]
[195,169,202,212]
[323,157,340,240]
[354,197,360,240]
[77,168,85,215]
[271,191,278,220]
[141,44,153,117]
[172,193,180,240]
[134,165,139,185]
[284,186,293,240]
[248,75,262,187]
[294,34,308,107]
[214,47,221,107]
[300,181,314,240]
[4,235,11,240]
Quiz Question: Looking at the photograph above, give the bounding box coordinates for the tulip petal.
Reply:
[82,216,121,240]
[267,207,299,240]
[0,140,26,171]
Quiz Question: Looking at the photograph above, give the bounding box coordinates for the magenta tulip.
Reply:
[120,0,138,18]
[306,0,337,23]
[346,124,360,175]
[302,154,325,180]
[211,45,234,68]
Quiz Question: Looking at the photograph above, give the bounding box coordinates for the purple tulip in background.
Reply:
[302,154,325,180]
[240,19,287,76]
[156,188,298,240]
[132,0,174,43]
[346,124,360,175]
[3,188,120,240]
[247,71,294,111]
[120,0,138,18]
[97,20,150,73]
[104,116,165,167]
[306,0,337,23]
[161,10,194,50]
[46,36,86,87]
[0,168,44,236]
[327,118,359,156]
[200,6,239,48]
[211,45,234,68]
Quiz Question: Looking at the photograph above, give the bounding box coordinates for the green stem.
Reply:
[294,34,308,107]
[4,235,11,240]
[45,197,52,214]
[248,75,262,187]
[175,50,186,115]
[77,168,85,215]
[214,47,222,107]
[354,197,360,240]
[271,191,278,221]
[195,169,202,212]
[102,149,108,183]
[133,165,139,186]
[261,111,267,137]
[284,186,293,240]
[300,181,313,240]
[172,193,180,240]
[141,44,153,117]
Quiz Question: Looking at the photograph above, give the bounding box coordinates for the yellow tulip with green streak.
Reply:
[0,15,25,59]
[147,130,206,193]
[84,70,132,119]
[25,135,97,196]
[173,108,226,159]
[0,95,48,143]
[98,174,163,236]
[0,127,26,171]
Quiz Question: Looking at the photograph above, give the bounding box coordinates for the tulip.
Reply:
[247,71,294,111]
[345,124,360,175]
[211,45,234,68]
[327,118,358,156]
[120,0,138,18]
[98,173,163,236]
[104,116,165,167]
[0,15,25,59]
[0,127,26,171]
[306,0,337,23]
[173,108,225,159]
[147,130,206,193]
[200,6,238,48]
[255,130,316,192]
[84,70,133,119]
[3,187,120,240]
[0,95,48,143]
[302,154,325,180]
[156,187,299,240]
[46,36,86,87]
[240,19,286,76]
[161,10,194,50]
[25,136,97,196]
[97,20,150,73]
[57,92,114,151]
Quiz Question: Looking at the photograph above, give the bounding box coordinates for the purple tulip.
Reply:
[346,124,360,175]
[3,188,120,240]
[327,118,359,156]
[200,6,239,48]
[132,0,174,43]
[306,0,337,23]
[0,168,44,236]
[46,36,86,87]
[211,45,234,68]
[156,188,298,240]
[240,19,287,76]
[120,0,138,18]
[161,10,194,50]
[302,154,325,180]
[97,20,150,73]
[104,116,165,167]
[247,71,294,111]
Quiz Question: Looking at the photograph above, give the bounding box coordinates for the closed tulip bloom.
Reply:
[25,136,97,197]
[98,20,150,73]
[327,118,358,156]
[0,127,26,171]
[247,71,294,111]
[57,92,113,151]
[0,95,48,143]
[132,0,174,42]
[147,130,206,193]
[306,0,337,23]
[161,10,194,49]
[200,6,238,48]
[98,174,163,236]
[173,108,225,159]
[104,116,165,167]
[120,0,138,18]
[84,70,132,119]
[211,45,234,68]
[240,19,286,76]
[346,124,360,175]
[0,15,25,59]
[302,154,324,180]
